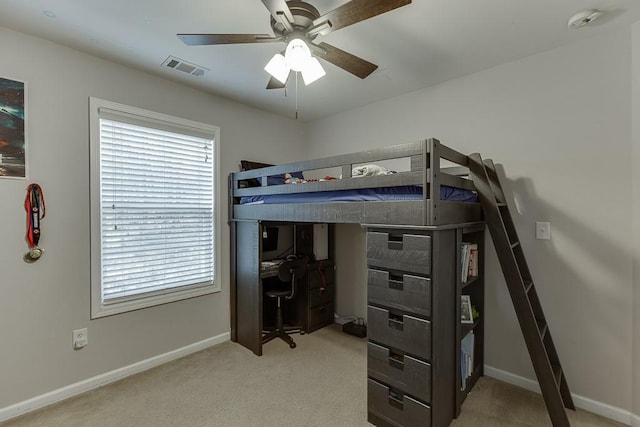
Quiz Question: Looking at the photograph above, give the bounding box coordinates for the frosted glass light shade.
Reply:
[301,57,326,85]
[285,38,310,72]
[264,54,290,84]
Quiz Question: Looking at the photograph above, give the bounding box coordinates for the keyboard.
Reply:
[260,259,284,278]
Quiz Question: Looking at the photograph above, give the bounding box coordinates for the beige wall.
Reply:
[333,224,367,322]
[307,28,635,415]
[632,21,640,425]
[0,27,306,409]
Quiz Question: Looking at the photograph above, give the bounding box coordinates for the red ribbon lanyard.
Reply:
[25,184,46,248]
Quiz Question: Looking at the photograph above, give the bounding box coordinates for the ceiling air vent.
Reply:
[162,56,208,77]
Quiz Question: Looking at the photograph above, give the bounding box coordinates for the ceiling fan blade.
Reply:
[311,0,411,34]
[312,42,378,79]
[266,75,288,89]
[178,34,282,46]
[261,0,295,26]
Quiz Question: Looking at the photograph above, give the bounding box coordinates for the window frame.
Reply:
[89,97,221,319]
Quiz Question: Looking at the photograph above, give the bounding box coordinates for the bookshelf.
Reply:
[455,223,485,414]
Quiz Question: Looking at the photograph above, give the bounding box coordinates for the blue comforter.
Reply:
[240,185,477,205]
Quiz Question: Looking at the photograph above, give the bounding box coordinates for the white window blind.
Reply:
[94,104,217,311]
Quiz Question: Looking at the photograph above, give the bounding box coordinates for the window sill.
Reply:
[91,283,220,319]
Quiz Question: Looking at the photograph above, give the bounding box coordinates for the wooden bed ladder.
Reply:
[468,154,575,427]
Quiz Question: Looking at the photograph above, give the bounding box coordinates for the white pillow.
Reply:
[352,164,393,177]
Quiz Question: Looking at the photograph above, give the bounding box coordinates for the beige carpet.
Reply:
[2,325,624,427]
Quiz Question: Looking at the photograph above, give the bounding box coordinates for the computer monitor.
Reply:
[262,226,279,252]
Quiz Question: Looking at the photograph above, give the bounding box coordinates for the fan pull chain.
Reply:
[295,71,299,120]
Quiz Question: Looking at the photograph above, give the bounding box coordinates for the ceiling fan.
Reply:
[178,0,411,88]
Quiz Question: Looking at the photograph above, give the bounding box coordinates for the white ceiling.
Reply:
[1,0,638,121]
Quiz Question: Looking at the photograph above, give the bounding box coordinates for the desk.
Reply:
[232,221,335,356]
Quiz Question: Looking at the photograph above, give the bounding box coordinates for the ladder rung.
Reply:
[510,241,520,249]
[525,281,534,293]
[552,365,563,387]
[497,202,507,207]
[536,319,548,339]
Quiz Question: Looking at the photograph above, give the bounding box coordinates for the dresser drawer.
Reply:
[368,269,431,318]
[309,283,334,308]
[368,306,431,360]
[368,342,431,403]
[367,232,431,275]
[308,302,333,330]
[368,378,431,427]
[308,265,335,290]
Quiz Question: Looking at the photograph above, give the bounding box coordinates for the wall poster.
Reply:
[0,77,26,178]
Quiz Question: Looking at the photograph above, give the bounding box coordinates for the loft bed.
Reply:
[229,138,482,227]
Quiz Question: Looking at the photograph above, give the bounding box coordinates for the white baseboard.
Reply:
[0,332,230,423]
[485,365,636,426]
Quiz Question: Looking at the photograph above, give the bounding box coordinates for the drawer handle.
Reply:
[389,352,405,370]
[388,318,404,331]
[388,241,403,251]
[387,234,403,251]
[388,279,403,291]
[388,390,404,409]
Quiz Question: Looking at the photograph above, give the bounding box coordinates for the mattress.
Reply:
[240,185,477,205]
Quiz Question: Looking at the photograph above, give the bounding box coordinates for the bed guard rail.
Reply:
[230,138,475,201]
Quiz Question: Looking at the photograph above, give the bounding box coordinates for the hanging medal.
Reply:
[24,183,46,262]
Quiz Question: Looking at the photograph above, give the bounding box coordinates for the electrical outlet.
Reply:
[535,222,551,240]
[72,328,88,350]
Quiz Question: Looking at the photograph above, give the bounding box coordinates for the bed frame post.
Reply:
[228,173,237,342]
[421,139,429,225]
[228,173,234,226]
[427,138,441,225]
[230,220,237,342]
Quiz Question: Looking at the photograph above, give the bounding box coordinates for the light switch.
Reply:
[536,222,551,240]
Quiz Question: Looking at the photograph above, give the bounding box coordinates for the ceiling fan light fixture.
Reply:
[265,38,326,85]
[285,38,311,72]
[264,53,290,84]
[301,57,326,85]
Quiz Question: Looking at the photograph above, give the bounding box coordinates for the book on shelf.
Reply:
[461,242,479,283]
[469,244,478,277]
[461,294,474,324]
[460,331,475,391]
[461,243,470,282]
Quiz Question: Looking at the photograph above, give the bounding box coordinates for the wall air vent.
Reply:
[162,56,208,77]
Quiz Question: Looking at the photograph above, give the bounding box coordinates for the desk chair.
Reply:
[262,256,308,349]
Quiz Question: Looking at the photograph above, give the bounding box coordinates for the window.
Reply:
[89,98,220,318]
